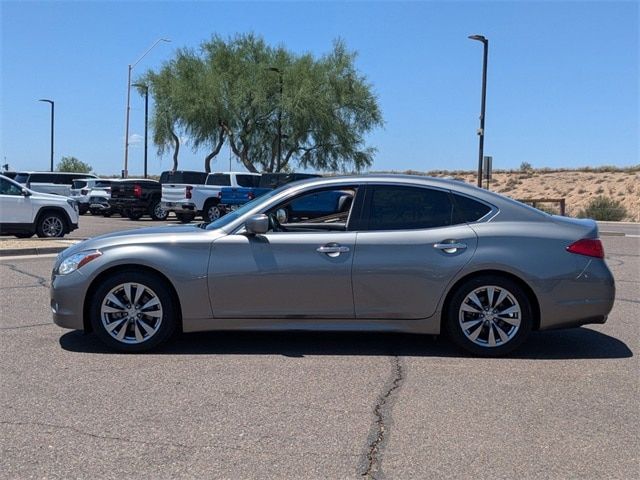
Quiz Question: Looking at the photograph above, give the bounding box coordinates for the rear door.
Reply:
[352,184,478,319]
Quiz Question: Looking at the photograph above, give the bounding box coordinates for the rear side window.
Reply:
[236,175,260,188]
[206,174,231,186]
[72,180,88,189]
[94,180,112,188]
[160,171,207,184]
[365,186,454,231]
[452,194,492,222]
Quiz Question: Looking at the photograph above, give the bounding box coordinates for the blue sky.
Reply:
[1,0,638,176]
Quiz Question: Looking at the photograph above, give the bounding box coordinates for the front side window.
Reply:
[365,185,454,231]
[0,178,23,196]
[266,186,358,232]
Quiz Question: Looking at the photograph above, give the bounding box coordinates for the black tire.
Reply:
[103,211,112,218]
[79,205,89,215]
[127,212,143,221]
[14,232,34,238]
[90,209,100,216]
[149,200,168,221]
[444,275,533,357]
[36,211,66,238]
[176,212,196,223]
[89,271,177,352]
[203,201,223,222]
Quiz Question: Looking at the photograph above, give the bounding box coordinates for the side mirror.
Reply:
[245,214,269,235]
[21,188,31,197]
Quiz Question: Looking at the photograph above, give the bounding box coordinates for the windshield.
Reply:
[205,185,289,230]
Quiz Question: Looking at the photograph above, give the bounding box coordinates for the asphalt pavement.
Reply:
[0,234,637,479]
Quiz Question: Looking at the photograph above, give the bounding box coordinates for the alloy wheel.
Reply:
[41,216,64,237]
[458,285,521,348]
[100,282,163,344]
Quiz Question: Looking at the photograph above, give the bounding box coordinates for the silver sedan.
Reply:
[51,175,615,356]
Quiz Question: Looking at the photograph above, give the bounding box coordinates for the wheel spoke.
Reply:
[116,320,129,340]
[495,289,509,308]
[468,292,484,310]
[137,318,156,336]
[134,321,144,342]
[461,303,482,314]
[143,310,162,319]
[140,297,160,311]
[105,318,126,332]
[488,324,497,347]
[494,323,510,343]
[497,305,519,316]
[106,293,126,310]
[461,319,483,331]
[132,284,144,307]
[487,286,496,308]
[499,316,521,327]
[102,305,125,314]
[123,283,133,305]
[468,323,484,341]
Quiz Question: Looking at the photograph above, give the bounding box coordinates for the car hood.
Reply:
[31,191,72,202]
[60,224,224,258]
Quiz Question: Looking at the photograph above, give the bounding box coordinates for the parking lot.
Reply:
[0,225,638,479]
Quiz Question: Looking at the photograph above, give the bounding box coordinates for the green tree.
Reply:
[56,156,92,173]
[140,33,383,173]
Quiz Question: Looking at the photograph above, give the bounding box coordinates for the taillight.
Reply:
[217,191,222,199]
[566,238,604,258]
[133,184,142,198]
[186,185,193,199]
[247,191,255,200]
[81,189,88,195]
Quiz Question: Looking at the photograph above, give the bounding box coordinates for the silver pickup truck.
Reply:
[161,171,261,222]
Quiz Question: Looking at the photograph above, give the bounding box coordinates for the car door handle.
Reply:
[317,244,350,254]
[433,242,467,253]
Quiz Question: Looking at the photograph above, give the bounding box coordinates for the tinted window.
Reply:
[259,173,320,189]
[160,171,207,184]
[94,180,112,188]
[14,173,29,184]
[269,187,357,227]
[72,180,88,189]
[206,174,231,186]
[366,186,454,231]
[0,178,23,195]
[31,173,57,184]
[236,175,261,188]
[452,194,492,222]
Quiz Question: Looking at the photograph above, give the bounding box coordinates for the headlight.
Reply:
[57,250,102,275]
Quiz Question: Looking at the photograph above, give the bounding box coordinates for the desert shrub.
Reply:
[520,161,533,173]
[577,196,628,221]
[577,188,587,194]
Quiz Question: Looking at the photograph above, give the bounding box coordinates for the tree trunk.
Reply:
[171,130,180,172]
[204,130,226,173]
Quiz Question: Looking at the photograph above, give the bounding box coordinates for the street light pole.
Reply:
[132,84,149,178]
[268,67,283,172]
[123,38,170,178]
[39,99,54,171]
[468,34,489,188]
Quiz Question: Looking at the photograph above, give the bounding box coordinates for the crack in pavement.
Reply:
[2,263,50,289]
[359,355,405,480]
[0,322,52,331]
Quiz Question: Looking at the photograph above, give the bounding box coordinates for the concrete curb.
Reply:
[0,246,69,257]
[600,231,626,237]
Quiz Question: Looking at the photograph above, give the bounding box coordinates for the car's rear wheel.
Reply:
[149,200,168,221]
[90,271,176,352]
[127,212,142,221]
[36,212,66,238]
[203,201,223,222]
[445,276,532,357]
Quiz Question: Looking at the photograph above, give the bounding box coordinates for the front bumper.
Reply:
[51,271,87,330]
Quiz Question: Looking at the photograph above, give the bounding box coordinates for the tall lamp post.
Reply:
[132,83,149,178]
[38,99,55,171]
[267,67,283,172]
[468,34,489,188]
[123,38,170,178]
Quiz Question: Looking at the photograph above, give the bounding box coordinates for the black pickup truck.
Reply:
[109,179,168,220]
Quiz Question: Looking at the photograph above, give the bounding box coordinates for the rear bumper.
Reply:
[161,201,197,212]
[110,199,149,213]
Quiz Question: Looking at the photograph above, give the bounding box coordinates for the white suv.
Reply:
[0,174,79,238]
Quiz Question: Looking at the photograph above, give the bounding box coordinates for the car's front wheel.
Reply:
[89,271,177,352]
[203,201,223,222]
[445,275,533,357]
[149,200,168,221]
[36,212,66,238]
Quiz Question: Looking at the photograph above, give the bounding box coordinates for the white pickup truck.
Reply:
[161,171,261,222]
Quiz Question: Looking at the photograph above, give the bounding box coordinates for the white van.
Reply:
[0,174,79,238]
[13,171,97,197]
